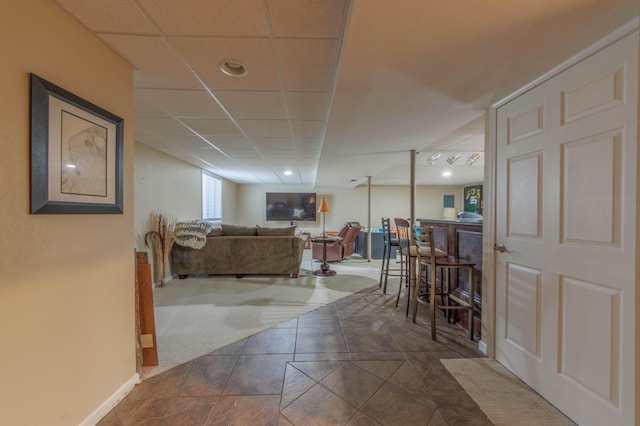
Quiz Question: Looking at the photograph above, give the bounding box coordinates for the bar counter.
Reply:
[418,218,483,338]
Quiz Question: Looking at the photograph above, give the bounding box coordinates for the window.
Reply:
[202,171,222,223]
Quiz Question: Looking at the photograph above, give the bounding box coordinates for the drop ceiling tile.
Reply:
[297,159,320,181]
[291,120,325,138]
[170,37,280,91]
[186,157,231,174]
[179,118,242,136]
[134,96,169,117]
[295,149,322,159]
[259,149,297,159]
[136,134,211,150]
[276,39,339,91]
[284,91,331,120]
[248,170,281,182]
[224,149,263,159]
[135,89,228,118]
[214,91,287,119]
[207,137,254,150]
[267,0,346,37]
[98,34,201,89]
[235,119,292,138]
[190,150,233,164]
[250,138,295,150]
[138,0,269,36]
[293,138,323,149]
[135,117,194,135]
[55,0,159,34]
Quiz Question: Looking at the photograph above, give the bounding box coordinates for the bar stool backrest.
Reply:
[381,217,396,246]
[393,218,411,256]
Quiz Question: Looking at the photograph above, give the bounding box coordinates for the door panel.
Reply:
[508,152,543,238]
[505,263,542,357]
[495,31,637,425]
[560,276,620,405]
[562,130,622,246]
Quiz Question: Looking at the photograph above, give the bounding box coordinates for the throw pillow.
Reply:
[174,220,215,249]
[221,224,258,236]
[256,225,296,236]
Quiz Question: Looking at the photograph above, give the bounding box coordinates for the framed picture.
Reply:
[30,73,124,214]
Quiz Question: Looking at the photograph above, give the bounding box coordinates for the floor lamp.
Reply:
[314,196,336,276]
[318,197,329,236]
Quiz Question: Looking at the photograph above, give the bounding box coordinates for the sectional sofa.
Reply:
[171,224,307,278]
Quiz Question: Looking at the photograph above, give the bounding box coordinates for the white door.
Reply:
[494,31,637,425]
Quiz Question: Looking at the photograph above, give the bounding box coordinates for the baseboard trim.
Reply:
[478,339,488,355]
[79,373,140,426]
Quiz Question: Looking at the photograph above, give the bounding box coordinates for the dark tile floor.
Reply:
[99,285,491,425]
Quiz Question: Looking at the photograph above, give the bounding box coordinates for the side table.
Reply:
[309,235,342,276]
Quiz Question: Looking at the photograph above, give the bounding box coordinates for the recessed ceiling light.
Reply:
[219,60,247,77]
[284,170,293,176]
[442,171,452,177]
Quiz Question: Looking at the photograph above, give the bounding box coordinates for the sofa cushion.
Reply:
[256,225,296,236]
[221,224,258,236]
[207,227,222,237]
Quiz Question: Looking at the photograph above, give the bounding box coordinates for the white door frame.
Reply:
[481,17,639,361]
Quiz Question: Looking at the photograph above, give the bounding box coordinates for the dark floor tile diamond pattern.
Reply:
[99,286,488,425]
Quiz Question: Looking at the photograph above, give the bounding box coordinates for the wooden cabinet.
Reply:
[418,219,482,337]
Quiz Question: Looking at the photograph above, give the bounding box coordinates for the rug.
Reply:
[441,358,576,425]
[142,252,381,378]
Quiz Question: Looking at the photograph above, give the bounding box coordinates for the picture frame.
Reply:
[30,73,124,214]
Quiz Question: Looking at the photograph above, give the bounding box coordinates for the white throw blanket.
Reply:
[173,221,215,249]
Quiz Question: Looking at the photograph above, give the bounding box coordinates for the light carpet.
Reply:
[441,358,576,425]
[142,251,382,378]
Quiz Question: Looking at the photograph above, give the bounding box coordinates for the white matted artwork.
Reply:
[30,74,123,214]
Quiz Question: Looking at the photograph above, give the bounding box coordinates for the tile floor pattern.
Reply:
[99,285,491,425]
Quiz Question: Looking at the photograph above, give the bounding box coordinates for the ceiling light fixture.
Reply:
[219,60,248,77]
[426,153,441,165]
[466,153,481,165]
[442,171,452,177]
[284,170,292,176]
[446,153,461,164]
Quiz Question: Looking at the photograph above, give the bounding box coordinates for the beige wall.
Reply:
[134,142,238,281]
[0,1,135,425]
[236,183,468,233]
[134,143,202,250]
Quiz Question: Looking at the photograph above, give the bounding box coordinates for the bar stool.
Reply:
[393,218,418,316]
[378,217,401,293]
[412,226,475,340]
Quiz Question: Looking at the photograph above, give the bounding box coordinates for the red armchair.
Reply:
[312,222,361,262]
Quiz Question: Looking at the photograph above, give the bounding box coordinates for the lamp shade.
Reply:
[317,197,330,213]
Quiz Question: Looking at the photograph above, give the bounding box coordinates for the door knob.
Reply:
[494,243,506,253]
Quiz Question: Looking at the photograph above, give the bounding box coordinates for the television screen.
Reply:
[266,192,317,222]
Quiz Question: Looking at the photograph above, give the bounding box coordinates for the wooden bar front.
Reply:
[418,219,482,338]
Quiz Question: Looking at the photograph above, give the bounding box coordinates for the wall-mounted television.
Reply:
[266,192,317,222]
